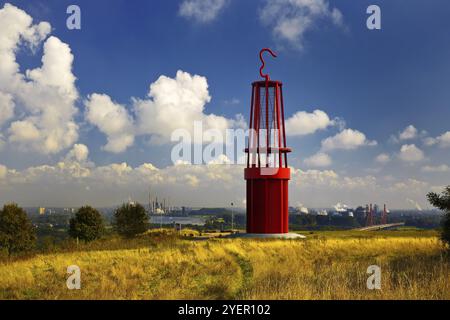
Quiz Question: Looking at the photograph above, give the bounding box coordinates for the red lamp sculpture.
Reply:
[244,48,292,235]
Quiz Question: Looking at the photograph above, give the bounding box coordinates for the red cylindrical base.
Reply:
[245,167,290,234]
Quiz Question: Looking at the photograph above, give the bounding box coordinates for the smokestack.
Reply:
[366,203,374,227]
[381,203,388,224]
[168,197,170,214]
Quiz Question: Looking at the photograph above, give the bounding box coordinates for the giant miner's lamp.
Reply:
[243,49,304,239]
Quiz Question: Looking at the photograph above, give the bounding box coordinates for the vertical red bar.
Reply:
[275,83,282,168]
[247,84,255,168]
[246,181,251,232]
[255,84,261,168]
[265,83,269,167]
[249,181,253,233]
[280,85,288,168]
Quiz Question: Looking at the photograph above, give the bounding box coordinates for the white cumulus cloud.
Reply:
[375,153,390,164]
[423,137,437,146]
[8,120,41,142]
[391,125,428,144]
[65,144,89,163]
[304,152,331,168]
[436,132,450,147]
[85,94,135,153]
[179,0,228,23]
[398,144,424,162]
[0,155,442,209]
[134,70,238,145]
[0,3,79,154]
[421,164,450,173]
[85,70,241,152]
[399,125,418,140]
[259,0,344,49]
[0,92,14,127]
[424,131,450,148]
[321,128,376,151]
[285,109,333,136]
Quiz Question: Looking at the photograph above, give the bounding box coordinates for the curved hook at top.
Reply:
[259,48,277,82]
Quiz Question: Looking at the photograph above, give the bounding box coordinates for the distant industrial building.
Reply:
[296,206,309,215]
[148,189,173,215]
[333,203,354,217]
[354,206,367,220]
[289,202,390,224]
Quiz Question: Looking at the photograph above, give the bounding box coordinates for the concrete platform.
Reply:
[225,232,306,239]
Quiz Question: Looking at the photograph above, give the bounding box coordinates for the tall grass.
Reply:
[0,231,448,300]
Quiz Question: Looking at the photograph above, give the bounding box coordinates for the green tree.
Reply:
[69,206,104,242]
[0,203,36,255]
[114,202,149,238]
[427,186,450,248]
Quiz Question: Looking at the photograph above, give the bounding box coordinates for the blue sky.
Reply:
[0,0,449,208]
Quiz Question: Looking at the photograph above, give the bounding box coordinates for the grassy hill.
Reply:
[0,229,448,300]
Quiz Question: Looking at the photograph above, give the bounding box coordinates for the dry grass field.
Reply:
[0,229,448,300]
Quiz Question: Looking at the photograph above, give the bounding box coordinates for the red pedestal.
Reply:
[245,167,290,234]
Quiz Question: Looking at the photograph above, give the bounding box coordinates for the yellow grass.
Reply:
[0,231,448,300]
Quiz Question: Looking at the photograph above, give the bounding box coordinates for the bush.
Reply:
[427,186,450,248]
[0,203,36,255]
[69,206,105,242]
[114,202,149,238]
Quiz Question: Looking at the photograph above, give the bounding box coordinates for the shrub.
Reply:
[114,202,149,238]
[0,203,36,255]
[69,206,105,242]
[427,186,450,248]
